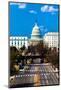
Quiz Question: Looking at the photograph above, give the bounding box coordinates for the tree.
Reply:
[45,47,59,69]
[10,46,19,76]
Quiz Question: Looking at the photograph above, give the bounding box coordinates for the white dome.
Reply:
[31,23,40,35]
[31,23,41,41]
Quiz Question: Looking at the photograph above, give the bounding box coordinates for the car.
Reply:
[24,66,30,70]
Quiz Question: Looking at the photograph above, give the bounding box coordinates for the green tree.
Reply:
[10,46,19,76]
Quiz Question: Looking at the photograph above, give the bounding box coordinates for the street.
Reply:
[10,63,59,87]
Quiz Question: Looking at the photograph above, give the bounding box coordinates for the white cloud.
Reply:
[41,5,48,12]
[10,2,26,9]
[10,2,20,5]
[18,3,26,9]
[41,5,58,13]
[29,10,37,14]
[40,26,48,32]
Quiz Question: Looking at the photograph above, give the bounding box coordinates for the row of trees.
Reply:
[45,47,59,69]
[10,41,59,75]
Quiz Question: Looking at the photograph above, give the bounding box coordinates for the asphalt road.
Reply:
[9,63,59,87]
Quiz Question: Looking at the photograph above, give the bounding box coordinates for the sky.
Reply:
[9,2,59,37]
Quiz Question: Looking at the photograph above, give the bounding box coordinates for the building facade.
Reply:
[10,22,59,49]
[43,32,59,48]
[10,36,28,49]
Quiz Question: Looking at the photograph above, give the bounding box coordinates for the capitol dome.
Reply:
[31,23,42,41]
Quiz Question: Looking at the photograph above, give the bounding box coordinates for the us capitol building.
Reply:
[29,22,42,46]
[10,22,58,49]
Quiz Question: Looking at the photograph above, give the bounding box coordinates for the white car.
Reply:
[24,66,29,70]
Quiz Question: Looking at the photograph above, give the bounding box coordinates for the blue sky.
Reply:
[9,2,59,37]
